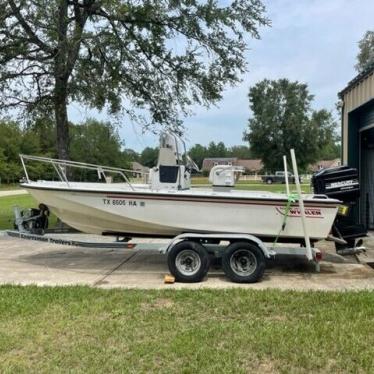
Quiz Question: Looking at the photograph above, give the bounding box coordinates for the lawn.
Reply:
[0,286,373,373]
[191,177,312,193]
[0,194,57,230]
[0,194,37,230]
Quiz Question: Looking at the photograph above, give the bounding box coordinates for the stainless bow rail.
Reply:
[19,154,148,191]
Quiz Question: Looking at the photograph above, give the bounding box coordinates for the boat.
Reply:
[19,133,340,244]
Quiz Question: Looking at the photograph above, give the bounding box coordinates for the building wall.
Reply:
[342,71,374,163]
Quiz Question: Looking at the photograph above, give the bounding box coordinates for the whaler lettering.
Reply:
[276,206,323,218]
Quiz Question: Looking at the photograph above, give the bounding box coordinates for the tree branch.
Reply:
[7,0,53,54]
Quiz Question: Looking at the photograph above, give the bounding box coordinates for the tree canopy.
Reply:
[355,31,374,72]
[188,142,252,169]
[0,0,269,159]
[244,79,339,171]
[140,147,159,168]
[0,118,128,183]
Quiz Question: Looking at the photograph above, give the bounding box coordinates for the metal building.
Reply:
[340,64,374,228]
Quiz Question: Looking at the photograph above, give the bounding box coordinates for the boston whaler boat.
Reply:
[19,133,342,283]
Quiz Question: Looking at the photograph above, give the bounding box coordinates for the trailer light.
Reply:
[315,251,322,262]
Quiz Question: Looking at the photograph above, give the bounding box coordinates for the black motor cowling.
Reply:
[311,166,360,203]
[312,166,367,252]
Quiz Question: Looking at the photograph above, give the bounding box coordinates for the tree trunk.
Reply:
[54,81,69,160]
[55,0,69,160]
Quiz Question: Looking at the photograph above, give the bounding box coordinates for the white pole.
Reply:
[283,155,290,196]
[290,149,313,261]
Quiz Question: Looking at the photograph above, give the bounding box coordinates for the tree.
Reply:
[0,1,269,159]
[355,31,374,72]
[207,141,227,158]
[123,149,140,163]
[244,79,338,171]
[69,119,127,168]
[140,147,158,168]
[227,145,252,159]
[188,144,207,169]
[0,120,23,183]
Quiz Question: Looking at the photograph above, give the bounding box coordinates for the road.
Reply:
[0,189,28,197]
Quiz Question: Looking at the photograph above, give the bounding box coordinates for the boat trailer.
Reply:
[10,149,328,284]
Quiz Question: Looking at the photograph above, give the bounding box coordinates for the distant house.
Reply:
[237,159,263,174]
[309,159,341,173]
[131,161,149,177]
[202,157,238,172]
[202,157,263,174]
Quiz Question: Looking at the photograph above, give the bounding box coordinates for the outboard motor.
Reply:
[14,203,50,235]
[311,166,367,253]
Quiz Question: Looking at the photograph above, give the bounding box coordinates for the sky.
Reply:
[69,0,374,151]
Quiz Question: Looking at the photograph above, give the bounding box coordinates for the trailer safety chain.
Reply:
[272,193,298,249]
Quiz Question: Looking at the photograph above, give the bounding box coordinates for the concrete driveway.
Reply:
[1,232,374,290]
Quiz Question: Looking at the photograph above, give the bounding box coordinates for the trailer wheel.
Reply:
[266,178,273,184]
[222,242,265,283]
[168,241,210,283]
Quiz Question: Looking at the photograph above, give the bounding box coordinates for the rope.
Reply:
[272,193,298,249]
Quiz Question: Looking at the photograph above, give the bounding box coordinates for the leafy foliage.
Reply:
[188,142,252,169]
[244,79,339,171]
[140,147,159,168]
[70,119,127,168]
[355,31,374,72]
[0,0,269,158]
[0,118,129,183]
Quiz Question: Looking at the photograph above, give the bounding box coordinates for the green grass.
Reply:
[192,177,266,185]
[0,194,57,230]
[0,286,373,373]
[192,181,311,193]
[191,177,312,193]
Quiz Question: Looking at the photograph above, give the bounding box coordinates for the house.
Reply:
[309,159,341,173]
[201,158,238,172]
[339,63,374,228]
[236,159,263,174]
[131,161,149,177]
[201,157,263,175]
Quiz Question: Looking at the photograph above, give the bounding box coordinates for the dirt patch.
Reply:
[141,298,174,311]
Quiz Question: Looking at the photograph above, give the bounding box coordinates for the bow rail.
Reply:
[19,154,148,192]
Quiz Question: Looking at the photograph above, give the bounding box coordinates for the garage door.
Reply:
[360,126,374,229]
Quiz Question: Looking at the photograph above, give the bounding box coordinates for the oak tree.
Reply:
[0,0,269,159]
[244,79,338,171]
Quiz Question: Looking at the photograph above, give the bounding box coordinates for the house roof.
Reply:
[309,159,341,172]
[131,161,149,172]
[339,63,374,98]
[236,159,263,171]
[203,157,238,162]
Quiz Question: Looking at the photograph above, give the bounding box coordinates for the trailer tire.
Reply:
[168,241,210,283]
[222,242,265,283]
[266,178,273,184]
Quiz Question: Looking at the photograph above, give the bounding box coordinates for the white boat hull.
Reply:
[24,182,339,241]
